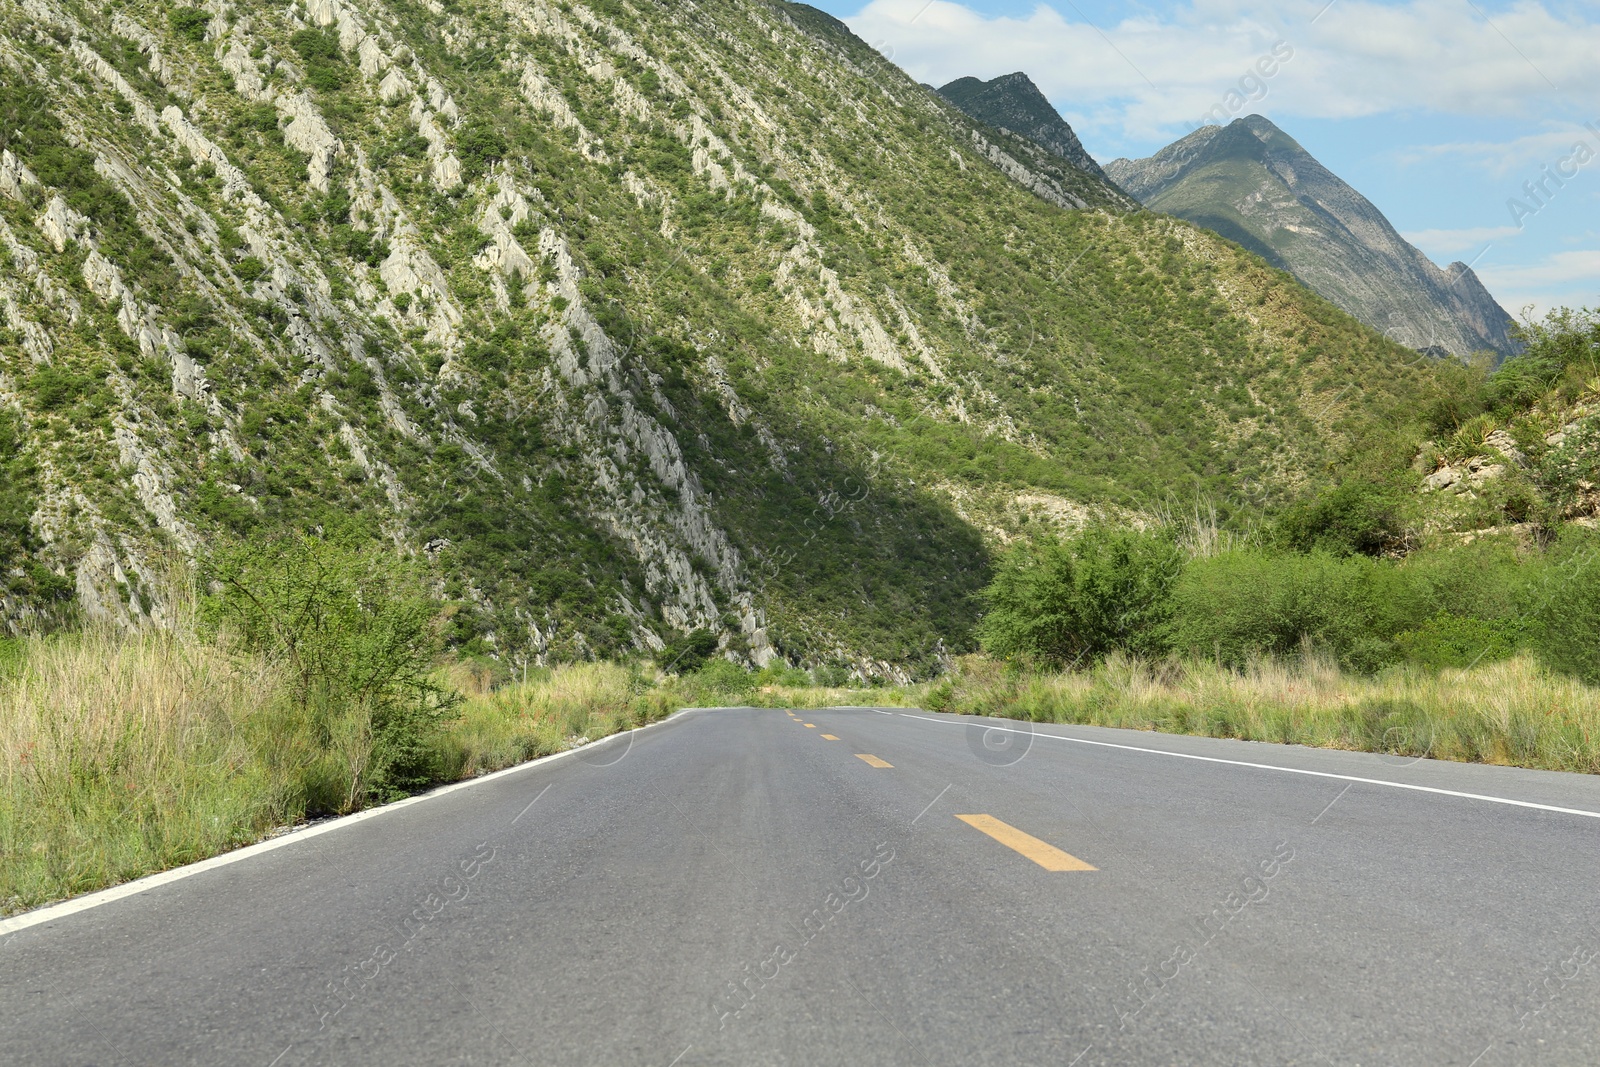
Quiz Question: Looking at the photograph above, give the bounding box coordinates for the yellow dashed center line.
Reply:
[805,723,817,728]
[821,734,840,741]
[855,754,893,768]
[955,815,1096,872]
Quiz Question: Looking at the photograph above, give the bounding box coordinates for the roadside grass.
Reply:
[0,628,292,916]
[10,636,1600,918]
[805,653,1600,774]
[439,661,676,777]
[0,646,668,917]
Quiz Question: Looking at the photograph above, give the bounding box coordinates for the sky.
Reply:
[806,0,1600,325]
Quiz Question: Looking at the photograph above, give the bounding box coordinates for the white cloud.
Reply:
[1401,225,1523,257]
[847,0,1600,143]
[1402,122,1600,178]
[1478,249,1600,317]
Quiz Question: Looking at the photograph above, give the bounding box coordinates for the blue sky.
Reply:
[808,0,1600,325]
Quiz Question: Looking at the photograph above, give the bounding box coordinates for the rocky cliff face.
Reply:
[936,72,1120,190]
[1105,116,1520,360]
[0,0,1433,669]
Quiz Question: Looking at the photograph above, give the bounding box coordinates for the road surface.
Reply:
[5,705,1600,1065]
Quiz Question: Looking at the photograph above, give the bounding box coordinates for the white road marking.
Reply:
[509,783,553,825]
[900,714,1600,821]
[912,784,952,825]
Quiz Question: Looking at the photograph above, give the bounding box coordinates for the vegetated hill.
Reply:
[1407,305,1600,541]
[0,0,1436,673]
[1105,116,1519,360]
[936,71,1118,188]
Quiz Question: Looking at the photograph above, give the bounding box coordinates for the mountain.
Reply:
[1104,116,1519,359]
[937,72,1115,186]
[0,0,1436,671]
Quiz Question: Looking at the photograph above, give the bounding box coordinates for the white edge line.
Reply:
[898,713,1600,821]
[0,706,726,937]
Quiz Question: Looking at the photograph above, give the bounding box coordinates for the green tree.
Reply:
[976,526,1184,666]
[203,534,458,808]
[1273,478,1409,557]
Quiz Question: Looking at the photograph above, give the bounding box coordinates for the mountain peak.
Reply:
[936,72,1109,181]
[1105,118,1519,358]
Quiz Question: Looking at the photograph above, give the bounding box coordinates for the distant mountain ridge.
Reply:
[1105,116,1518,359]
[937,73,1111,183]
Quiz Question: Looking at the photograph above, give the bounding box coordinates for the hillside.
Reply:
[936,72,1118,188]
[0,0,1436,672]
[1105,116,1518,360]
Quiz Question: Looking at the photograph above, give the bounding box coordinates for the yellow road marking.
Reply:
[855,754,893,768]
[805,723,817,728]
[821,734,840,741]
[955,815,1096,872]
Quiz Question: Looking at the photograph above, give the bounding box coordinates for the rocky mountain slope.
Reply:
[936,72,1119,189]
[1105,116,1519,360]
[0,0,1436,671]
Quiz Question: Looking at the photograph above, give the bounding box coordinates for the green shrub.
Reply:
[1538,415,1600,516]
[289,29,347,92]
[1395,613,1520,670]
[1533,536,1600,684]
[1172,550,1421,672]
[457,124,509,180]
[977,525,1184,666]
[168,8,211,42]
[694,658,753,695]
[813,665,850,687]
[1273,478,1408,557]
[202,534,459,808]
[659,628,719,673]
[755,663,812,687]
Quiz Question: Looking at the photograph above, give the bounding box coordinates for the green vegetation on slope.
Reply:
[0,0,1446,669]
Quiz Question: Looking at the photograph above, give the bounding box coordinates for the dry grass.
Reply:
[442,661,671,777]
[913,653,1600,773]
[0,628,293,914]
[1,648,672,916]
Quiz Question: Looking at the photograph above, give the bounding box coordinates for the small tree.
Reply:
[203,534,458,809]
[976,526,1184,667]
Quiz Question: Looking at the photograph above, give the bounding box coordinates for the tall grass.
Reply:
[0,642,672,916]
[915,653,1600,773]
[0,629,293,914]
[440,661,675,777]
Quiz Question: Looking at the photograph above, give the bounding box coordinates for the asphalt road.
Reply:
[6,705,1600,1066]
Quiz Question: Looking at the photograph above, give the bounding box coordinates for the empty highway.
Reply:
[5,706,1600,1065]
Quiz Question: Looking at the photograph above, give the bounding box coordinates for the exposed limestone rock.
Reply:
[0,149,38,200]
[969,129,1087,211]
[112,420,197,553]
[520,61,596,148]
[278,92,341,193]
[357,36,388,78]
[378,66,412,102]
[1423,455,1505,494]
[216,37,270,101]
[72,39,163,131]
[1484,429,1524,466]
[109,12,172,85]
[36,196,90,253]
